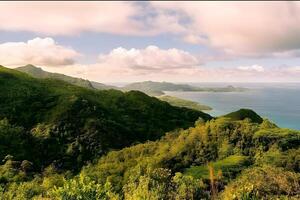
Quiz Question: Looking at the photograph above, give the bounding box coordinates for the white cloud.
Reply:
[2,2,300,58]
[97,45,200,73]
[40,61,300,83]
[151,1,300,56]
[48,46,202,82]
[0,2,145,36]
[0,37,79,67]
[284,66,300,73]
[237,65,265,72]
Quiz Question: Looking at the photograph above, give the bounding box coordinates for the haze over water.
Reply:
[165,83,300,130]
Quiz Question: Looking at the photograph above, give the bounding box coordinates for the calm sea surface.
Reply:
[165,83,300,130]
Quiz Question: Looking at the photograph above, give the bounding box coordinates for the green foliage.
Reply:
[47,174,119,200]
[184,155,251,180]
[0,66,210,171]
[255,147,300,172]
[223,109,263,123]
[0,119,32,162]
[123,168,206,200]
[1,178,43,200]
[1,114,299,199]
[79,117,299,199]
[221,166,300,200]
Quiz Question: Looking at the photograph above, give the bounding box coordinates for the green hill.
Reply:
[16,64,117,90]
[0,66,211,170]
[223,108,263,123]
[73,117,300,199]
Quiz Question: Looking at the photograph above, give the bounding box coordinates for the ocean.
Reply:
[165,83,300,130]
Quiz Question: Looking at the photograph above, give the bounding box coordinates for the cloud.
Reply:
[2,2,300,58]
[0,2,146,36]
[284,66,300,73]
[0,37,79,67]
[97,45,200,73]
[40,61,300,83]
[151,1,300,56]
[46,46,201,82]
[237,65,265,72]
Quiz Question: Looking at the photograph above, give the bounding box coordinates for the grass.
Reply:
[184,155,250,180]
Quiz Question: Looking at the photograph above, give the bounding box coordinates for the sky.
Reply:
[1,1,300,83]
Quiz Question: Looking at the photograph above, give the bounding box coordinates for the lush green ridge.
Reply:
[158,95,212,111]
[0,66,211,171]
[70,117,300,199]
[0,109,299,199]
[16,64,116,90]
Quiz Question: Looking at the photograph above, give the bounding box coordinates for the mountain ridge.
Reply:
[16,65,248,97]
[16,64,117,90]
[0,65,212,171]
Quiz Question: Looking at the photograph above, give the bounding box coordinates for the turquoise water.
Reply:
[165,83,300,130]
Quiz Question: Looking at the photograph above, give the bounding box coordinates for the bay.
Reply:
[165,83,300,130]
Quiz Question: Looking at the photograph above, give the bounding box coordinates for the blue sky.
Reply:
[0,1,300,82]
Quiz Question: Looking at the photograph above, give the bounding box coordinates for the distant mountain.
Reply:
[16,64,116,90]
[16,66,246,96]
[123,81,248,96]
[123,81,198,92]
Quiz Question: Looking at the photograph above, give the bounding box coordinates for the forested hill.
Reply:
[0,66,211,171]
[1,108,299,199]
[16,64,117,90]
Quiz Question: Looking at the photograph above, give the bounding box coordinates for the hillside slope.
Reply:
[0,66,212,170]
[16,64,116,90]
[1,111,299,199]
[223,108,263,123]
[69,116,300,199]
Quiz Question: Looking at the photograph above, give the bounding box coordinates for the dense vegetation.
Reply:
[0,66,299,199]
[158,95,212,111]
[1,113,299,199]
[223,109,263,124]
[0,66,211,172]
